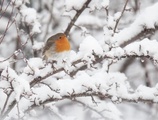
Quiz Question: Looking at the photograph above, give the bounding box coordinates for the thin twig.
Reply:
[25,25,37,57]
[1,90,13,115]
[0,0,5,12]
[113,0,129,33]
[24,91,158,114]
[0,0,11,19]
[71,99,107,120]
[64,0,92,36]
[1,53,158,120]
[17,102,20,119]
[0,2,17,44]
[43,0,55,41]
[141,59,151,87]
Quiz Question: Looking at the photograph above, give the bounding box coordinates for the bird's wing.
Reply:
[42,40,54,55]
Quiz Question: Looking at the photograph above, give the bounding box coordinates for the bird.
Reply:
[42,33,71,62]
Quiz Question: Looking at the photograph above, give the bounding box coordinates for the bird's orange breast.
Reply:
[55,37,70,52]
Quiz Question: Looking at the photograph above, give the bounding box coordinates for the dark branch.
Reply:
[120,27,157,47]
[24,90,158,115]
[64,0,91,36]
[113,0,129,33]
[1,53,157,120]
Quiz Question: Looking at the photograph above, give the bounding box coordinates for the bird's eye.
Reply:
[59,37,62,39]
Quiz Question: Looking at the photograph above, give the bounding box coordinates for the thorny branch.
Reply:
[29,53,158,86]
[23,90,158,117]
[1,51,157,120]
[1,22,158,118]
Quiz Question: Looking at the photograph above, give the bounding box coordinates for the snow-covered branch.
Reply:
[112,2,158,47]
[1,1,158,120]
[12,0,41,35]
[64,0,92,36]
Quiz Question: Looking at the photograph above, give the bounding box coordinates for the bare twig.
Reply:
[42,0,55,41]
[71,99,107,120]
[0,100,17,120]
[1,90,13,115]
[64,0,92,36]
[25,25,38,57]
[120,58,135,72]
[0,0,5,12]
[0,0,11,19]
[141,59,151,87]
[24,90,158,115]
[0,2,17,44]
[1,53,158,120]
[132,0,140,13]
[113,0,129,33]
[17,102,20,119]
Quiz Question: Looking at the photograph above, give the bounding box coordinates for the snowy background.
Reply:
[0,0,158,120]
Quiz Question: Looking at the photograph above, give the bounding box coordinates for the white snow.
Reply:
[11,0,30,8]
[64,0,86,11]
[1,67,30,101]
[20,7,41,34]
[89,0,109,11]
[76,15,104,28]
[112,2,158,46]
[12,0,41,35]
[32,41,44,51]
[135,85,156,100]
[107,47,125,58]
[124,38,158,60]
[23,58,44,76]
[101,0,109,8]
[0,57,10,70]
[114,12,122,21]
[2,1,158,120]
[79,35,103,59]
[78,35,103,68]
[107,15,116,29]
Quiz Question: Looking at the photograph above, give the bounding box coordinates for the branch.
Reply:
[1,53,157,119]
[120,27,157,47]
[42,92,158,104]
[0,0,16,44]
[68,99,107,119]
[113,0,129,33]
[24,89,158,116]
[29,52,158,88]
[1,90,13,115]
[0,100,16,120]
[64,0,92,36]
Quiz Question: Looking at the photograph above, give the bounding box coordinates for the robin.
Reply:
[42,33,71,61]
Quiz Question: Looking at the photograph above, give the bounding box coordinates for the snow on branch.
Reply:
[1,34,158,119]
[106,38,158,63]
[5,71,158,119]
[1,1,158,120]
[26,71,158,105]
[64,0,92,36]
[111,2,158,47]
[12,0,41,35]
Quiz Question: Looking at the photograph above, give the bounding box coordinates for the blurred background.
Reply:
[0,0,158,119]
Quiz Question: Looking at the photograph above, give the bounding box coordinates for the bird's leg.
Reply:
[49,60,57,70]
